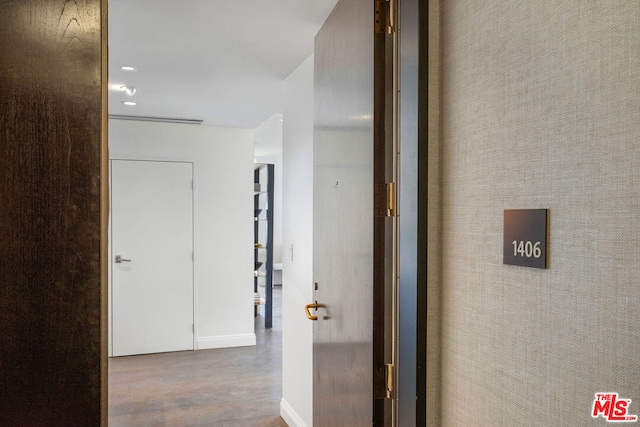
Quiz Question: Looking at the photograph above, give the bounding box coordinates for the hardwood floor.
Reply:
[109,287,285,426]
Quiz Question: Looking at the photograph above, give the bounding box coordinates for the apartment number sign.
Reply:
[503,209,548,269]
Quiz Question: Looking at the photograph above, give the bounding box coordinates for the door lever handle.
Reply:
[115,255,132,264]
[304,301,325,321]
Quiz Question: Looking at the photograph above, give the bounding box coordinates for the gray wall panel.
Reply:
[398,0,420,424]
[440,1,640,425]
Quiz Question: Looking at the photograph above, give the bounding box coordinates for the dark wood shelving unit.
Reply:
[254,164,274,328]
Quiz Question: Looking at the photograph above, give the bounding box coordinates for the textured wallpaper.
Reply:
[439,1,640,425]
[427,0,442,425]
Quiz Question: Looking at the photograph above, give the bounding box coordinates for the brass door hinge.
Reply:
[385,363,395,398]
[375,0,396,34]
[386,182,395,217]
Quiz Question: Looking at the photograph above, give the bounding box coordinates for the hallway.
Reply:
[109,287,284,426]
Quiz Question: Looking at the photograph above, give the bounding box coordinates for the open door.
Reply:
[311,0,396,425]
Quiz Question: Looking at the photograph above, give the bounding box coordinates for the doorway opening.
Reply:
[106,154,284,424]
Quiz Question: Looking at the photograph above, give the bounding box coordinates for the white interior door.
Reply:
[111,159,194,357]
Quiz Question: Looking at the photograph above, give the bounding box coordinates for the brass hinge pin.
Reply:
[385,363,394,398]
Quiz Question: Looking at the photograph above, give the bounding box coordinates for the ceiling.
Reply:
[108,0,339,129]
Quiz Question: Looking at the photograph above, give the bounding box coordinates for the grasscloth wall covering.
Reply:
[427,0,442,425]
[440,1,640,425]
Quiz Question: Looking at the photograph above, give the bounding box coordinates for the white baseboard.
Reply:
[280,398,310,427]
[196,333,256,350]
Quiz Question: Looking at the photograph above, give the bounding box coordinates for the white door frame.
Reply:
[108,156,198,357]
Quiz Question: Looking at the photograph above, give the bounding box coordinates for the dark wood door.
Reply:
[312,0,394,425]
[0,0,106,425]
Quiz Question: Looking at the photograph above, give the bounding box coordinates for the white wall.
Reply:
[109,119,256,350]
[280,55,314,427]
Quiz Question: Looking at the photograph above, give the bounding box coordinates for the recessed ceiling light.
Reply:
[122,101,137,106]
[120,85,138,96]
[121,66,136,71]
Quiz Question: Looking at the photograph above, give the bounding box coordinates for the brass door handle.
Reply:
[304,301,325,320]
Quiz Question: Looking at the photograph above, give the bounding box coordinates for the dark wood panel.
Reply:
[417,0,433,425]
[373,1,395,425]
[0,0,104,425]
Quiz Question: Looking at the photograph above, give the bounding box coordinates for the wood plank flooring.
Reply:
[109,287,285,426]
